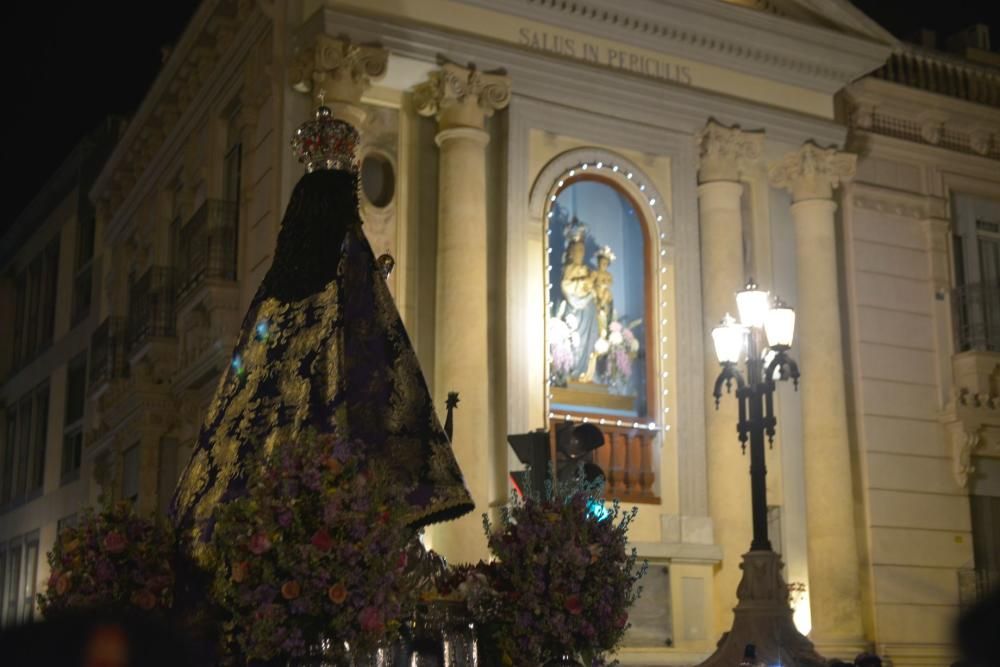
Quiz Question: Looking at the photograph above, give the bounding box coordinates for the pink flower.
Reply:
[564,595,583,615]
[359,606,384,632]
[609,321,623,333]
[103,531,127,553]
[311,528,333,552]
[248,533,271,555]
[615,612,629,628]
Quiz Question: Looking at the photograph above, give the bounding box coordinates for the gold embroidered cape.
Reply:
[171,170,474,558]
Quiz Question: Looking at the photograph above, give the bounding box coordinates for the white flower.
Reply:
[548,317,569,345]
[629,338,640,353]
[594,338,610,355]
[608,331,624,346]
[569,332,581,348]
[565,313,579,330]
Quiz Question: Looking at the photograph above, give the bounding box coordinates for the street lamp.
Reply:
[699,280,824,667]
[711,279,799,551]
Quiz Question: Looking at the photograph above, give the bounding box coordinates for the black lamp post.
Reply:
[699,280,826,667]
[710,280,799,553]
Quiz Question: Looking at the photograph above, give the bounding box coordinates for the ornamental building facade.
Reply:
[1,1,998,665]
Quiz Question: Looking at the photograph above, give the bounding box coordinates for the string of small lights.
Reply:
[543,159,672,435]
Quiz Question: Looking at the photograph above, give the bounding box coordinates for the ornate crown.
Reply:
[594,245,616,263]
[290,106,360,173]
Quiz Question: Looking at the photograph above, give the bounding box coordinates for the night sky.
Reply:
[2,1,997,233]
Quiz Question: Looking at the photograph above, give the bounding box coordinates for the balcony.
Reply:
[549,416,660,503]
[872,46,1000,108]
[954,282,1000,353]
[175,200,237,303]
[126,267,176,355]
[89,317,129,390]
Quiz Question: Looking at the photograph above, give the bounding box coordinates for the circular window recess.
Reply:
[361,152,396,208]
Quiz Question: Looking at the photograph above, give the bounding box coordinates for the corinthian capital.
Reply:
[289,35,387,126]
[768,142,856,202]
[697,120,764,183]
[413,63,511,130]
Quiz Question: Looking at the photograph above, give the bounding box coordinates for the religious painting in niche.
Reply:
[547,179,648,417]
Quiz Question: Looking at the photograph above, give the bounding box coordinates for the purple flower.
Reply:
[95,559,115,583]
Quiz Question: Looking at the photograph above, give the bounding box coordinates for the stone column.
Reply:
[414,64,511,564]
[697,120,764,633]
[288,35,388,128]
[769,143,864,653]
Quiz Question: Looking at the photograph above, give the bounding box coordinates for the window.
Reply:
[0,550,5,627]
[169,178,184,266]
[12,238,60,365]
[71,211,96,326]
[20,537,38,623]
[122,444,140,503]
[546,178,650,417]
[1,411,14,506]
[952,194,1000,352]
[3,383,50,508]
[14,399,31,500]
[5,542,20,626]
[29,385,49,494]
[0,536,39,627]
[62,353,87,483]
[223,105,243,208]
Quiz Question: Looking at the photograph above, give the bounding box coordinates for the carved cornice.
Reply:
[697,119,764,183]
[457,0,892,94]
[413,62,512,130]
[768,141,856,201]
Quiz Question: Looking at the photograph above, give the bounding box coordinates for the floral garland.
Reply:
[205,431,417,662]
[38,502,175,617]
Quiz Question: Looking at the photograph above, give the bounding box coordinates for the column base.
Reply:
[698,549,825,667]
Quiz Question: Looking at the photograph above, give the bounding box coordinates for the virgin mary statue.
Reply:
[171,107,474,558]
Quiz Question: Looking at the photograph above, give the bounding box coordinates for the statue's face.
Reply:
[598,256,610,270]
[569,241,585,264]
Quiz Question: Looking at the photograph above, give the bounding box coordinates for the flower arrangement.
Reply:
[206,431,417,663]
[38,502,175,617]
[482,492,645,666]
[549,316,577,386]
[601,320,640,395]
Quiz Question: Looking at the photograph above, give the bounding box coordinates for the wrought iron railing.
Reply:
[89,317,129,387]
[953,282,1000,353]
[958,568,998,607]
[126,267,176,353]
[176,200,238,301]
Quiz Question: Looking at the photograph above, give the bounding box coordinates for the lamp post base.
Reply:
[698,549,825,667]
